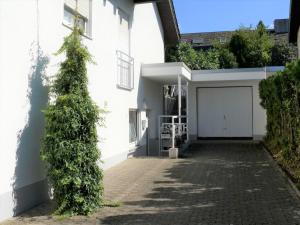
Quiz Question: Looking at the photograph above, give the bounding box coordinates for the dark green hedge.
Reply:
[259,60,300,180]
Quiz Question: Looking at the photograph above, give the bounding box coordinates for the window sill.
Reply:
[62,23,93,40]
[117,85,134,91]
[128,144,143,153]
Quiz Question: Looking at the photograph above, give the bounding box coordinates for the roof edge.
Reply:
[134,0,180,45]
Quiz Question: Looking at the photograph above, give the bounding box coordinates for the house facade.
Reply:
[0,0,179,221]
[289,0,300,56]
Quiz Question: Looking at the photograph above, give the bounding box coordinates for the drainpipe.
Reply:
[186,81,189,142]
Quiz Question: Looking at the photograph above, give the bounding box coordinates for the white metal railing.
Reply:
[159,115,188,156]
[117,50,134,90]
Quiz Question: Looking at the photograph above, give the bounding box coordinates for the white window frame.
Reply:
[62,0,92,38]
[117,50,134,90]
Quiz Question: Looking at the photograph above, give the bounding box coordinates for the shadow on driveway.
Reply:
[100,143,300,225]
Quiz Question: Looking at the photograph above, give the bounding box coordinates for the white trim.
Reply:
[141,63,284,84]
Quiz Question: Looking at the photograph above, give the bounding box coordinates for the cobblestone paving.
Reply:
[3,143,300,225]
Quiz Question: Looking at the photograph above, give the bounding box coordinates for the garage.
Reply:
[197,87,253,139]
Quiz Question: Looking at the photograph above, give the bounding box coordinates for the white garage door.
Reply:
[197,87,253,138]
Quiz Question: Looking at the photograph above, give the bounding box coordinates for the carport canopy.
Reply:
[141,62,191,84]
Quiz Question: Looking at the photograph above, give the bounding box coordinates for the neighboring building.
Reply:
[289,0,300,56]
[0,0,284,223]
[182,19,291,50]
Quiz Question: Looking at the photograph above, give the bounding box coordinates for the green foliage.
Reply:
[229,21,273,68]
[167,21,295,69]
[216,46,238,69]
[166,42,220,70]
[271,41,298,66]
[166,42,199,69]
[259,60,300,181]
[42,26,104,216]
[197,49,220,70]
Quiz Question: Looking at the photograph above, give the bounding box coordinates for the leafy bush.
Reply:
[217,46,238,69]
[166,42,220,70]
[42,26,104,215]
[166,42,199,70]
[271,41,298,66]
[197,49,220,70]
[259,60,300,180]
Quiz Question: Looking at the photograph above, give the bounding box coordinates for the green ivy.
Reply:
[42,25,104,216]
[259,60,300,180]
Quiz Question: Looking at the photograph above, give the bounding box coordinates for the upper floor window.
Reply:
[118,9,130,55]
[192,38,204,44]
[63,0,92,37]
[117,9,133,90]
[219,37,227,44]
[117,50,134,90]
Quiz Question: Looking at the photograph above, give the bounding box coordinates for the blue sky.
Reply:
[173,0,291,33]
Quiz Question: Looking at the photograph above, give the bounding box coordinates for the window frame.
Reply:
[129,109,140,145]
[62,0,92,38]
[117,50,134,90]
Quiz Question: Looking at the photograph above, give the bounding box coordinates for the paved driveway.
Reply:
[3,143,300,225]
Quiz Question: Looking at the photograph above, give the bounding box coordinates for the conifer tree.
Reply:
[42,20,104,215]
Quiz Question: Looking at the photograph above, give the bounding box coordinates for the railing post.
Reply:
[159,116,161,156]
[172,116,175,149]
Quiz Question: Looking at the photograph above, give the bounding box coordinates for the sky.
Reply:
[173,0,291,34]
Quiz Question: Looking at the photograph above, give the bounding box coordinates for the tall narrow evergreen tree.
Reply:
[42,21,104,215]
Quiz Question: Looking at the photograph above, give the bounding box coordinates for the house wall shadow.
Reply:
[13,44,50,216]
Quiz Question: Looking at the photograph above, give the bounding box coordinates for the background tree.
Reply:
[166,42,199,69]
[42,23,104,216]
[166,42,220,70]
[271,41,298,66]
[215,45,238,69]
[229,21,273,68]
[197,49,220,70]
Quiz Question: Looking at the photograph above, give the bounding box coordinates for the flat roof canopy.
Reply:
[141,62,191,84]
[141,63,284,84]
[192,67,284,82]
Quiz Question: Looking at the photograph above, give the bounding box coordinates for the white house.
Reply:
[289,0,300,56]
[0,0,179,221]
[0,0,283,222]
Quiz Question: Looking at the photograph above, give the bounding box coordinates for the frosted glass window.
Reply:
[129,110,138,143]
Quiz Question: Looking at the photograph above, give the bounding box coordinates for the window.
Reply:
[63,0,92,37]
[129,110,138,143]
[118,9,130,54]
[192,38,204,44]
[117,50,134,90]
[219,37,227,44]
[116,9,133,90]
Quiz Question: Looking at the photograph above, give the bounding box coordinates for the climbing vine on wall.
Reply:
[259,60,300,181]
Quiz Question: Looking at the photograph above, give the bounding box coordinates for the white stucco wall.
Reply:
[0,0,164,221]
[188,80,266,140]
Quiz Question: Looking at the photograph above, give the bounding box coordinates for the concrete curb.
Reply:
[262,146,300,200]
